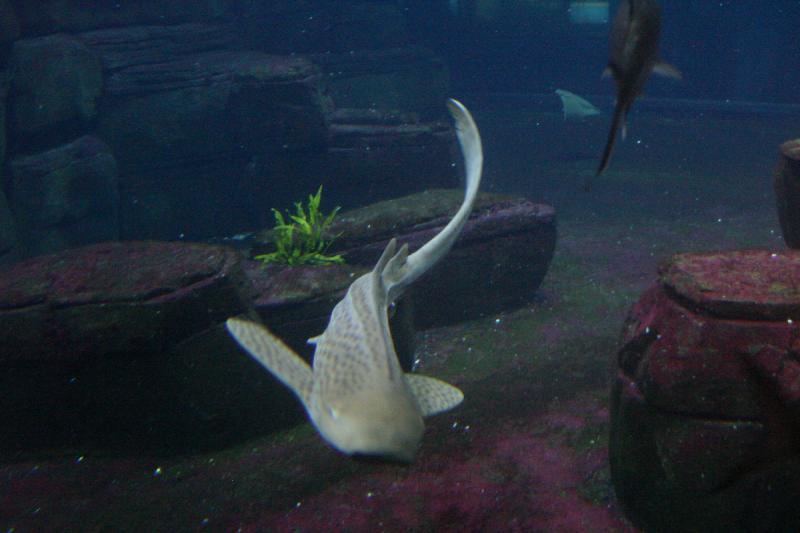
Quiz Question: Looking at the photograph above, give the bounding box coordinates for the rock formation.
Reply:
[610,250,800,533]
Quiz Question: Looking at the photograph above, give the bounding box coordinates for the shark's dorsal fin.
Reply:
[405,374,464,416]
[382,98,483,302]
[226,318,314,407]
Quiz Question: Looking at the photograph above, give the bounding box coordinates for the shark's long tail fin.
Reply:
[589,100,626,189]
[382,98,483,302]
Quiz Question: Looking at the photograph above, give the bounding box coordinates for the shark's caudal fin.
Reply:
[225,318,314,407]
[589,99,626,188]
[405,374,464,416]
[382,98,484,302]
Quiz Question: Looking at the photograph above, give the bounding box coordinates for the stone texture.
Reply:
[245,108,460,214]
[97,51,328,175]
[0,241,256,449]
[254,191,557,329]
[610,250,800,533]
[94,49,329,241]
[8,34,103,149]
[7,135,119,257]
[9,0,233,35]
[77,23,236,71]
[774,138,800,249]
[309,46,450,119]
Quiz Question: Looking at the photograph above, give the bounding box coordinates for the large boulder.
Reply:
[7,34,103,150]
[98,51,328,175]
[9,0,233,36]
[95,50,329,240]
[610,250,800,533]
[0,241,261,450]
[253,190,557,330]
[7,135,119,257]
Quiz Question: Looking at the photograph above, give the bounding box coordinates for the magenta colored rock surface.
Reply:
[610,250,800,533]
[0,240,249,363]
[0,240,263,451]
[0,394,633,532]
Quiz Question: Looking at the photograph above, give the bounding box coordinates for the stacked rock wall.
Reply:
[0,0,456,264]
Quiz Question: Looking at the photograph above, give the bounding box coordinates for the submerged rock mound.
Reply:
[610,249,800,533]
[254,190,557,330]
[0,241,271,450]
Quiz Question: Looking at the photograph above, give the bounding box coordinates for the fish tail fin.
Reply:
[383,98,483,301]
[593,101,626,182]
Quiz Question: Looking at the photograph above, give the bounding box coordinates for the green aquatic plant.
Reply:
[255,186,344,266]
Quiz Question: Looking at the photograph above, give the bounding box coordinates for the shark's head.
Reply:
[312,384,425,463]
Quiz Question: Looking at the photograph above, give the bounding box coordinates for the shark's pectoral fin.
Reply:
[226,318,314,407]
[405,374,464,416]
[652,61,682,80]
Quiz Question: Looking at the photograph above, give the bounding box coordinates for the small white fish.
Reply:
[555,89,602,121]
[226,99,483,462]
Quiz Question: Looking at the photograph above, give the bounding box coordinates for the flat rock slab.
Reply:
[610,249,800,533]
[661,249,800,319]
[253,190,557,330]
[0,240,250,363]
[0,240,257,450]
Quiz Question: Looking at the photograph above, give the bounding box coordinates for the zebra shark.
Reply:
[226,99,483,462]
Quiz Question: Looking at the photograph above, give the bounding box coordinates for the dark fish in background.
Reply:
[591,0,681,187]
